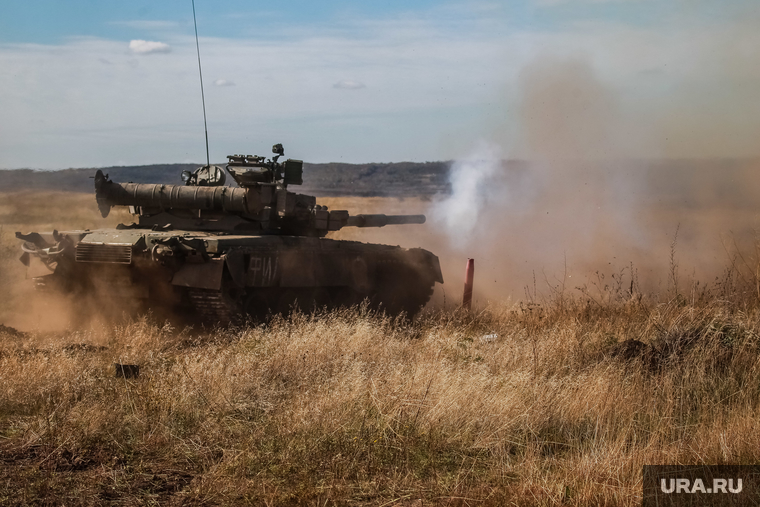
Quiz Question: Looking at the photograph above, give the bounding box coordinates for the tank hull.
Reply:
[22,228,443,324]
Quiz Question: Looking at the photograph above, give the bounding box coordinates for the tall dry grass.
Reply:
[2,294,760,505]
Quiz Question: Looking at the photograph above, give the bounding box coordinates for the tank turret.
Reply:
[94,144,426,237]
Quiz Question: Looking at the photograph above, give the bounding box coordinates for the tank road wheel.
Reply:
[276,288,321,316]
[244,291,276,321]
[373,264,435,319]
[310,288,333,313]
[186,279,243,326]
[245,288,332,320]
[327,287,361,310]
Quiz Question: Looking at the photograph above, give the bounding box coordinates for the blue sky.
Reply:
[1,0,759,169]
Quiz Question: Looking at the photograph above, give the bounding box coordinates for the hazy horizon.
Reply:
[5,155,760,173]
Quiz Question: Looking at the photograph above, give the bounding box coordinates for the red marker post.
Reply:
[463,258,475,311]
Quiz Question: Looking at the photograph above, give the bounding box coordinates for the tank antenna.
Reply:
[192,0,210,168]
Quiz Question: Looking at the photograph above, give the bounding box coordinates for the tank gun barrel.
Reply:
[346,214,426,227]
[94,170,263,218]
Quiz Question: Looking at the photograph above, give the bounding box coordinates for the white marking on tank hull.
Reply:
[248,256,278,286]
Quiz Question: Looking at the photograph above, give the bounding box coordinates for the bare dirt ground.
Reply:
[2,192,760,505]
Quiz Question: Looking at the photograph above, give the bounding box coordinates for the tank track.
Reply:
[185,263,436,324]
[187,289,237,325]
[372,259,437,317]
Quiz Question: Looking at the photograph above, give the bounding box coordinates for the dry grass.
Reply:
[2,299,760,505]
[2,192,760,505]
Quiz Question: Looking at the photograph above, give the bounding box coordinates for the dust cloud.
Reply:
[421,56,760,306]
[0,255,146,334]
[0,193,141,332]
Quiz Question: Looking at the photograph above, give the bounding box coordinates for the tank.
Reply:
[15,144,443,324]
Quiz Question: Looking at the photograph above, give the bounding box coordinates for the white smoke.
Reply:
[431,141,503,249]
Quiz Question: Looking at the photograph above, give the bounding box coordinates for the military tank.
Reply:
[16,144,443,324]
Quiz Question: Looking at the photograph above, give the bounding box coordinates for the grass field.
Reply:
[2,192,760,505]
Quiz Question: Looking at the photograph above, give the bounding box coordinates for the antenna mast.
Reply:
[192,0,210,168]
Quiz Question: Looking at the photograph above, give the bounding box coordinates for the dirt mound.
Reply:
[610,339,662,370]
[610,320,741,372]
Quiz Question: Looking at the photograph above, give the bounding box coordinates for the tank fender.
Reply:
[171,257,225,290]
[410,248,443,284]
[170,251,246,290]
[429,254,444,284]
[224,250,246,288]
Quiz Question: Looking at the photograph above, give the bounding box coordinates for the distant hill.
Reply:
[2,158,758,206]
[0,164,197,193]
[0,161,452,197]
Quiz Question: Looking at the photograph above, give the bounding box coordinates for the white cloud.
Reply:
[128,40,171,54]
[333,80,366,90]
[214,79,235,86]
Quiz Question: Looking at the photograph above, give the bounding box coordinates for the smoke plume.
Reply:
[431,141,502,249]
[420,55,760,305]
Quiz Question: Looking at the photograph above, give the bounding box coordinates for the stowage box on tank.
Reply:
[16,145,443,324]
